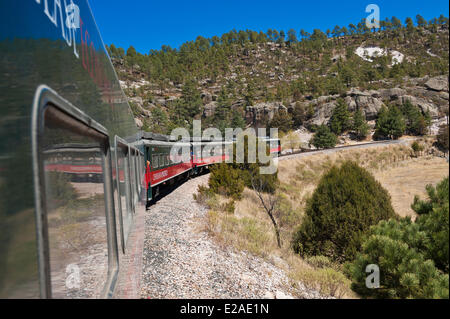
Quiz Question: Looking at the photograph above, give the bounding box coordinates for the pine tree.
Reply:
[329,98,351,135]
[374,105,405,139]
[311,125,337,149]
[352,109,369,140]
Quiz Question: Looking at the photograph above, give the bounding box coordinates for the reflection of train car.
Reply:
[43,144,103,183]
[0,0,280,299]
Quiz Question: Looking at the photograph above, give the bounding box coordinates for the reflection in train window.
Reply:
[152,154,158,168]
[42,113,109,298]
[116,144,132,245]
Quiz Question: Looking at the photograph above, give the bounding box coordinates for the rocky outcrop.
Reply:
[245,102,287,123]
[203,101,218,117]
[424,75,448,92]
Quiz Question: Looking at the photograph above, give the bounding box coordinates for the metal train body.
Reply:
[0,0,280,299]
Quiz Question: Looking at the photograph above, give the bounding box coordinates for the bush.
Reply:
[311,125,337,149]
[207,135,278,200]
[347,177,449,298]
[346,218,449,299]
[412,177,449,272]
[297,267,351,298]
[411,141,424,155]
[209,163,244,200]
[292,161,396,262]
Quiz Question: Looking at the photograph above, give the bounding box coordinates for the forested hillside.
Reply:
[107,14,449,141]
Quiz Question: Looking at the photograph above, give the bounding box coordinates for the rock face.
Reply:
[245,102,287,123]
[299,75,449,127]
[425,75,448,92]
[203,101,218,117]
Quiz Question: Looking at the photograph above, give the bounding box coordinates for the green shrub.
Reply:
[412,177,449,272]
[209,163,244,200]
[347,177,449,298]
[411,141,424,154]
[345,218,449,299]
[292,161,395,263]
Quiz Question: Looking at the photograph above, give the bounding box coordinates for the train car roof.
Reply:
[142,140,191,147]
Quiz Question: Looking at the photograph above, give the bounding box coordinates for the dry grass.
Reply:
[374,157,449,218]
[197,139,448,298]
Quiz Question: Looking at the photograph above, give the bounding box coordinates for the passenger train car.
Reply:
[0,0,279,299]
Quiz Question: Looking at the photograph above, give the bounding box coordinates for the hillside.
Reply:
[108,15,449,140]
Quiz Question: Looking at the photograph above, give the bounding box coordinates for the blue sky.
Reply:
[89,0,449,54]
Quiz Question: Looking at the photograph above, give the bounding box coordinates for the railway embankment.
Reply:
[138,174,322,298]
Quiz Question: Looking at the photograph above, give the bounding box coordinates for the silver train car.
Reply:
[0,0,143,298]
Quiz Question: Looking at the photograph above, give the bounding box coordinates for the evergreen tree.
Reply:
[374,105,405,139]
[268,110,294,134]
[292,161,396,262]
[329,98,351,135]
[311,125,337,149]
[352,109,369,140]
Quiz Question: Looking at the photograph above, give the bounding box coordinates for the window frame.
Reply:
[114,136,133,254]
[31,85,119,299]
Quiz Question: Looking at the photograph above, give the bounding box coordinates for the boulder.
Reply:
[245,101,286,122]
[201,92,213,103]
[203,101,218,117]
[424,76,448,92]
[355,96,385,120]
[310,101,336,125]
[379,88,407,100]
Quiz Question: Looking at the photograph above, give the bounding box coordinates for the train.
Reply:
[0,0,279,299]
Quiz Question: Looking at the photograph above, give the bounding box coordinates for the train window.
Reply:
[159,154,165,167]
[165,154,169,166]
[32,86,118,299]
[114,136,133,253]
[152,154,159,168]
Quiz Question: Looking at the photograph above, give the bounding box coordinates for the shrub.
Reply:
[411,141,424,155]
[292,161,395,262]
[412,177,449,272]
[346,218,449,299]
[209,163,244,200]
[297,267,351,298]
[347,177,449,298]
